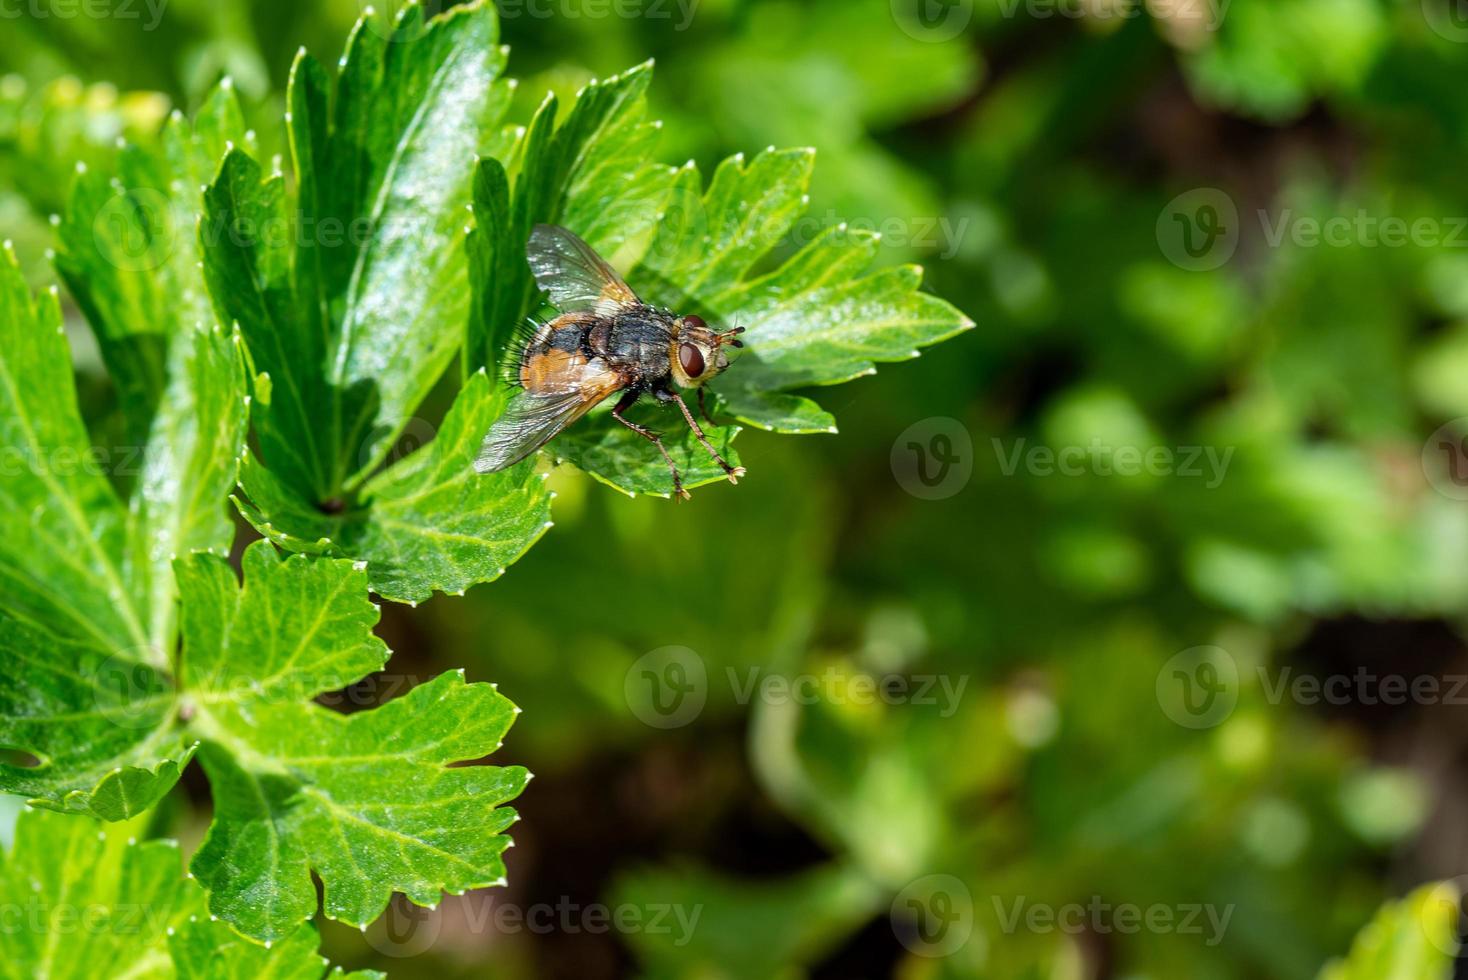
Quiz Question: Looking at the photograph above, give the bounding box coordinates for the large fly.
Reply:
[473,224,746,500]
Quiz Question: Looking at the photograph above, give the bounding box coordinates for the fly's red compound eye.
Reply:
[679,342,706,377]
[683,314,707,332]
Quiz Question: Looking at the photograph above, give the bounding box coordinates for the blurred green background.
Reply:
[7,0,1468,976]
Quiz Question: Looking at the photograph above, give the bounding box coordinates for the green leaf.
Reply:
[177,541,390,700]
[49,80,250,654]
[170,917,383,980]
[179,540,528,942]
[55,82,245,445]
[0,84,246,819]
[203,2,512,503]
[0,247,147,653]
[234,372,554,603]
[465,61,675,377]
[716,388,837,435]
[209,4,556,602]
[554,402,743,498]
[640,169,973,391]
[127,322,250,649]
[0,614,192,821]
[0,807,200,978]
[0,807,379,979]
[1318,882,1460,980]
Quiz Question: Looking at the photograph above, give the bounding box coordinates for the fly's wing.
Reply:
[528,224,640,315]
[474,356,623,473]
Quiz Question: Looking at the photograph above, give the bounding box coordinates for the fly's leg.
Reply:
[670,391,745,484]
[612,389,688,500]
[698,387,717,427]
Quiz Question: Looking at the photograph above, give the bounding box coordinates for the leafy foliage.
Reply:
[0,807,378,979]
[212,1,555,603]
[1318,882,1460,980]
[181,545,527,942]
[0,0,984,971]
[0,77,248,820]
[0,614,194,821]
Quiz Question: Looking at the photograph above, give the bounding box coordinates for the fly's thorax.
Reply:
[602,306,679,383]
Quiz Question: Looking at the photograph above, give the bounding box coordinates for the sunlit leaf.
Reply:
[179,541,528,942]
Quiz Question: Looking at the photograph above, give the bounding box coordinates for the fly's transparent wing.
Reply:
[528,224,640,315]
[474,358,623,472]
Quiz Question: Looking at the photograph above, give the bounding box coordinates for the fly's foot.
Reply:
[724,465,745,484]
[675,485,692,502]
